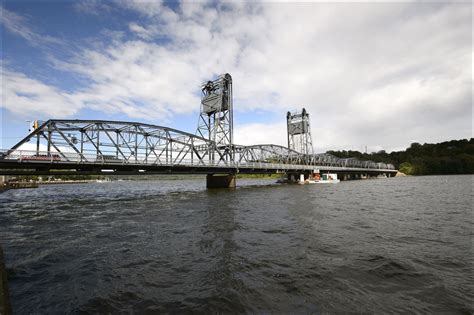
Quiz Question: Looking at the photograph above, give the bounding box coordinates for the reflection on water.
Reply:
[0,176,472,313]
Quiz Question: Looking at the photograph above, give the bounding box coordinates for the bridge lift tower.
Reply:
[196,73,234,163]
[287,108,314,155]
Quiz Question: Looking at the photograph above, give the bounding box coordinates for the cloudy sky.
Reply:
[1,1,472,153]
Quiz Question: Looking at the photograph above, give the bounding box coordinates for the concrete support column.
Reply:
[0,176,7,192]
[206,174,236,189]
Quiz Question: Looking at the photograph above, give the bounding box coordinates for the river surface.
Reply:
[1,175,472,313]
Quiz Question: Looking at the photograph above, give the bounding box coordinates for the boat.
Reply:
[96,178,112,183]
[298,171,340,184]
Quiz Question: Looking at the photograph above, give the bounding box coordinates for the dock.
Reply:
[0,182,38,193]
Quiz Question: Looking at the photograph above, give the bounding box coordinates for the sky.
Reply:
[0,0,472,153]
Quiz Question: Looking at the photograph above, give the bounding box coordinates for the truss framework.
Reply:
[3,120,395,171]
[7,120,223,166]
[287,108,314,155]
[196,73,233,163]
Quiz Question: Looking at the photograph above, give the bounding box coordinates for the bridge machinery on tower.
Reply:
[286,108,314,156]
[196,73,234,164]
[195,73,236,188]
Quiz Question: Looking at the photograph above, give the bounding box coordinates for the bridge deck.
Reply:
[0,155,397,176]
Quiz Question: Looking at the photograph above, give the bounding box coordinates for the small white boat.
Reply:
[96,178,112,183]
[299,171,340,184]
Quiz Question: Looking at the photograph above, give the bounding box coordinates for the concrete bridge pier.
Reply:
[0,176,8,193]
[206,174,236,189]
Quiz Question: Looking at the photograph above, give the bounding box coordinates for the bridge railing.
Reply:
[0,149,397,172]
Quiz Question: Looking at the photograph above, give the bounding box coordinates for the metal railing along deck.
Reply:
[0,149,397,173]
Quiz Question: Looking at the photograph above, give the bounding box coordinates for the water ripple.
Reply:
[1,176,472,313]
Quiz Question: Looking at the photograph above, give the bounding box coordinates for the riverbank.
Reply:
[0,180,96,192]
[0,182,38,192]
[328,138,474,176]
[38,180,96,185]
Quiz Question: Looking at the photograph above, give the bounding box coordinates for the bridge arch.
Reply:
[7,119,230,165]
[4,119,397,172]
[235,144,302,164]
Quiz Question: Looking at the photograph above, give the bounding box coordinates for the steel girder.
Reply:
[298,154,395,170]
[196,74,233,162]
[308,153,340,166]
[235,144,303,164]
[4,119,395,171]
[7,120,223,165]
[286,108,314,155]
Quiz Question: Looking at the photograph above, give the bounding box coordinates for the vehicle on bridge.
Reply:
[20,153,61,162]
[96,155,123,163]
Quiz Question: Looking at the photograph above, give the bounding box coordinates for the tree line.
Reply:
[327,138,474,175]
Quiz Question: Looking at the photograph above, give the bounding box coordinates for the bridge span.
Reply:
[0,74,397,187]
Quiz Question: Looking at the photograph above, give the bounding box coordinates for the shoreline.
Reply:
[38,180,96,185]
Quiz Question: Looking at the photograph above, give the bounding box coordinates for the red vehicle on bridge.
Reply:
[20,153,61,162]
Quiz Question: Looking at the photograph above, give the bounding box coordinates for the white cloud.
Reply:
[128,23,158,40]
[234,122,287,147]
[0,7,61,46]
[73,0,113,15]
[2,2,472,151]
[1,70,82,118]
[15,142,75,154]
[118,0,178,21]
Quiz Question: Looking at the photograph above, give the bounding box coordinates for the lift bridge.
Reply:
[0,73,396,188]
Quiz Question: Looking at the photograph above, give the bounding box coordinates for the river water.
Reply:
[1,175,472,313]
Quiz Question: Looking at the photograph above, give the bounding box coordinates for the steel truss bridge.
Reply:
[0,119,395,176]
[0,74,396,186]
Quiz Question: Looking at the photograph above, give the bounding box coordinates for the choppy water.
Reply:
[1,175,472,313]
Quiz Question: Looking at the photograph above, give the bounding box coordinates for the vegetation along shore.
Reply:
[328,138,473,176]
